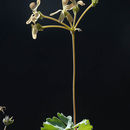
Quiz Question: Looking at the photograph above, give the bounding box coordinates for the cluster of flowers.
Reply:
[26,0,98,39]
[26,0,86,39]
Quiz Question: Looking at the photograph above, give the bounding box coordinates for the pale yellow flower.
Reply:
[50,0,73,23]
[26,0,41,24]
[26,0,41,39]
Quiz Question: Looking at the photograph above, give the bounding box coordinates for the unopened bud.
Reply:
[29,2,36,10]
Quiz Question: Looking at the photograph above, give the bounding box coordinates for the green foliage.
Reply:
[74,120,93,130]
[91,0,99,7]
[41,113,74,130]
[41,113,93,130]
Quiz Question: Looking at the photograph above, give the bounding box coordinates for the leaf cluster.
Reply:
[41,113,93,130]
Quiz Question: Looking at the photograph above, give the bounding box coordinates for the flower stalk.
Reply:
[26,0,99,127]
[75,3,93,28]
[71,31,76,126]
[39,12,72,31]
[41,25,70,31]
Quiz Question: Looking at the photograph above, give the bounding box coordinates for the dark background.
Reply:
[0,0,130,130]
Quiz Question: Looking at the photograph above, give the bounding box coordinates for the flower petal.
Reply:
[65,11,73,23]
[58,11,65,22]
[65,3,74,10]
[75,28,82,32]
[70,0,77,5]
[32,24,38,39]
[50,9,62,16]
[37,0,41,6]
[26,14,33,24]
[77,0,85,6]
[62,0,69,7]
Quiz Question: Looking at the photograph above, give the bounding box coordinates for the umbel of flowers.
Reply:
[26,0,98,130]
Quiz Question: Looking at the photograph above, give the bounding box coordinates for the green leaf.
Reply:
[91,0,99,7]
[41,113,74,130]
[74,120,93,130]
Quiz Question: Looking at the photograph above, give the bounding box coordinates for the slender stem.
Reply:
[4,126,7,130]
[75,4,93,29]
[39,12,71,30]
[41,25,70,31]
[71,31,76,127]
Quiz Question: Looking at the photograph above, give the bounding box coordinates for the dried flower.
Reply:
[3,116,14,126]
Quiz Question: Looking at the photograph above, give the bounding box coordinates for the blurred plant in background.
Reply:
[0,106,14,130]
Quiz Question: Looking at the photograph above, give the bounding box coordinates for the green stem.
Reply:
[71,31,76,127]
[75,3,93,29]
[41,25,70,31]
[39,12,71,31]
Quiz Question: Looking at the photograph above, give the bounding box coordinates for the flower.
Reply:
[0,106,6,114]
[26,0,42,39]
[3,116,14,126]
[70,0,85,14]
[70,0,85,6]
[26,0,41,24]
[50,0,73,23]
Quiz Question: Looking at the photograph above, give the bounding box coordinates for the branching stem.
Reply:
[39,12,71,31]
[41,25,70,31]
[75,4,93,29]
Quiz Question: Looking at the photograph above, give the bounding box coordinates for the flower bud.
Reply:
[29,2,36,10]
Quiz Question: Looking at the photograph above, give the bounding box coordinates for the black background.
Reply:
[0,0,130,130]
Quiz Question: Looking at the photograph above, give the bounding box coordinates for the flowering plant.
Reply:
[26,0,99,129]
[0,106,14,130]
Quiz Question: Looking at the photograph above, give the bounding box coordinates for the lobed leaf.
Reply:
[74,119,93,130]
[41,113,74,130]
